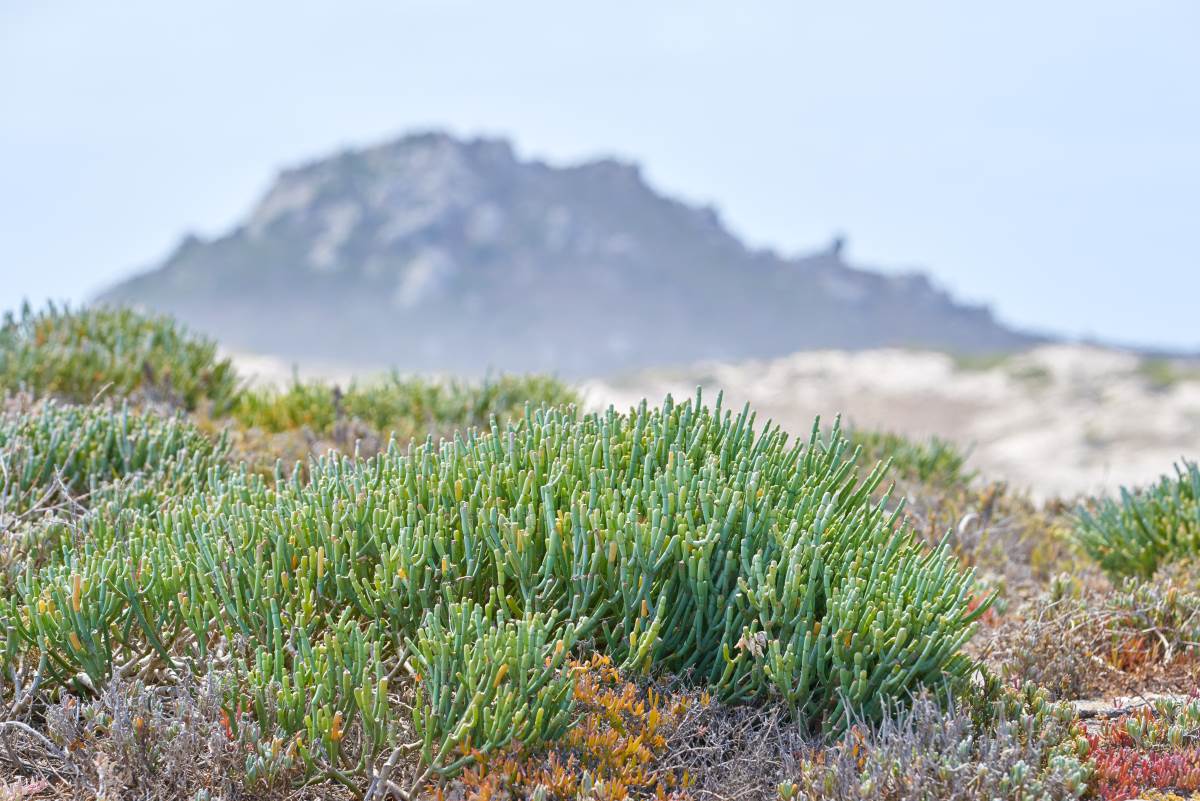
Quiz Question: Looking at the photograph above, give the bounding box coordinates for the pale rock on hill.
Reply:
[101,131,1036,376]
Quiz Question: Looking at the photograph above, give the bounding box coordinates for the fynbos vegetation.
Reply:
[1,302,1199,801]
[1074,461,1200,579]
[0,302,240,412]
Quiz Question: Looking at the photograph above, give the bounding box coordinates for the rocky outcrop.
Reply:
[100,131,1038,375]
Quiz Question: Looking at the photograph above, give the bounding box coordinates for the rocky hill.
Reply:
[100,132,1038,375]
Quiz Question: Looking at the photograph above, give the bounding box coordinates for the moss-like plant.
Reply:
[1073,461,1200,578]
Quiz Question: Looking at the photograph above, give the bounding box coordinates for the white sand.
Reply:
[582,346,1200,500]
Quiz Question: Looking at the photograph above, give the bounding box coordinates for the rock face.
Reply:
[100,131,1038,375]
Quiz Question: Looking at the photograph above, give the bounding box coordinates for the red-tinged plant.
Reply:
[1087,739,1200,801]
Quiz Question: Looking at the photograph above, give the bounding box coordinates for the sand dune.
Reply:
[582,346,1200,499]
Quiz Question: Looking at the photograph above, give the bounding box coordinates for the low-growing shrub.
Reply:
[790,682,1091,801]
[450,655,709,801]
[41,671,352,800]
[1087,695,1200,800]
[232,373,578,444]
[0,400,224,520]
[448,668,1093,801]
[990,571,1200,700]
[848,428,974,489]
[991,603,1107,702]
[654,678,1089,801]
[1074,461,1200,579]
[408,603,575,777]
[2,393,988,790]
[0,302,240,412]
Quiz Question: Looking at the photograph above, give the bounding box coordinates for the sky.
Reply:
[2,2,1197,350]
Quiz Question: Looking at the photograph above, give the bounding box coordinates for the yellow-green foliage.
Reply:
[410,603,576,775]
[232,373,578,440]
[0,302,240,412]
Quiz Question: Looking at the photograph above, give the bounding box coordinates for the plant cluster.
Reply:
[0,391,987,793]
[0,303,240,412]
[0,303,579,470]
[988,571,1200,701]
[35,671,353,800]
[786,682,1091,801]
[0,400,226,588]
[232,374,577,443]
[0,399,224,519]
[1074,461,1200,579]
[847,429,974,489]
[16,302,1200,799]
[1087,695,1200,800]
[448,654,703,801]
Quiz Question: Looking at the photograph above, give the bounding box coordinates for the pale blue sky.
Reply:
[2,2,1197,349]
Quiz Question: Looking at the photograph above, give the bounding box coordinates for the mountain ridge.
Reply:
[100,131,1040,375]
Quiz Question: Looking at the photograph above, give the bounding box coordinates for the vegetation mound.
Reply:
[1074,461,1200,578]
[0,303,239,412]
[3,392,987,789]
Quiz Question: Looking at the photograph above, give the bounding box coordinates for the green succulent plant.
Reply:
[848,428,974,489]
[408,602,576,775]
[233,372,577,441]
[2,391,987,786]
[0,400,225,518]
[0,301,240,412]
[0,400,227,593]
[1073,460,1200,578]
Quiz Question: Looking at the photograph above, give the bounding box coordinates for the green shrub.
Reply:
[231,377,341,434]
[0,401,226,586]
[0,302,240,412]
[848,428,973,489]
[3,393,986,785]
[232,373,578,440]
[409,603,575,776]
[1073,461,1200,578]
[0,400,224,518]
